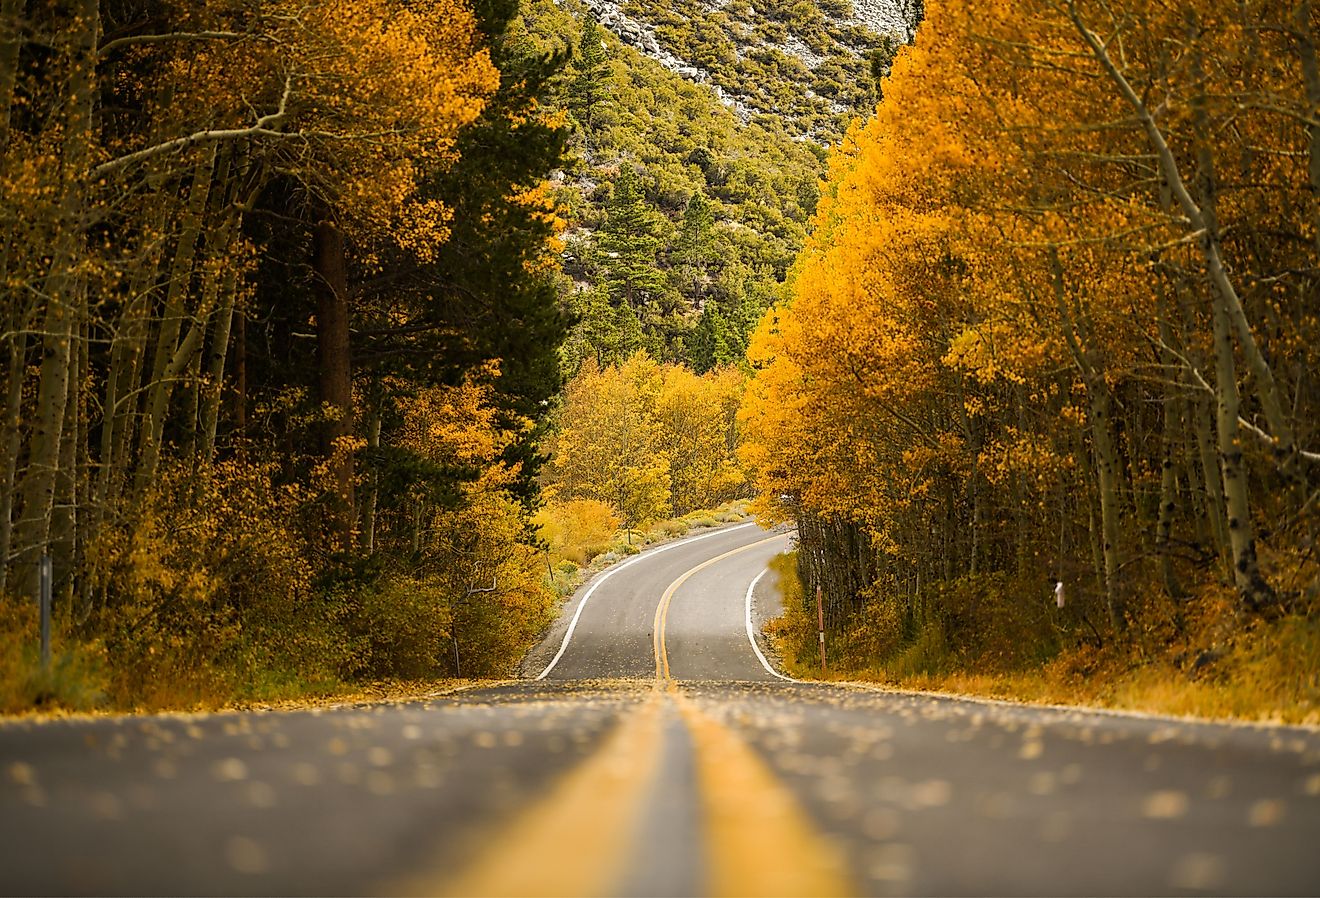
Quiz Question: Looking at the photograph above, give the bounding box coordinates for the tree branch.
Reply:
[92,73,294,178]
[97,31,243,57]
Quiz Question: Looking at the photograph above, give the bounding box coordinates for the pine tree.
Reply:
[599,165,667,311]
[568,15,612,143]
[671,190,718,302]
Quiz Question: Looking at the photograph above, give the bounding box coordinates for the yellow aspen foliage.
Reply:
[368,367,552,678]
[742,0,1320,667]
[101,0,499,256]
[543,353,749,528]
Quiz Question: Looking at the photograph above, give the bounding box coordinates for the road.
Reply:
[2,522,1319,896]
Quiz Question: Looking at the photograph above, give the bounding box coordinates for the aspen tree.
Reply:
[12,0,98,599]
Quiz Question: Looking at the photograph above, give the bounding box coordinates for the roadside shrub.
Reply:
[83,462,335,708]
[534,498,622,565]
[0,595,106,713]
[342,574,454,680]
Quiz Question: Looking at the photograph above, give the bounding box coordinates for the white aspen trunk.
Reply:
[12,0,97,600]
[104,202,171,503]
[1154,312,1184,598]
[198,266,239,466]
[1088,388,1126,631]
[1051,248,1124,630]
[1189,36,1276,611]
[0,330,25,593]
[1070,4,1303,476]
[50,313,82,601]
[135,148,216,490]
[1212,287,1272,611]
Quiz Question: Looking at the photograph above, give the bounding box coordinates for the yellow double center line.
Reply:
[651,534,787,682]
[411,532,856,897]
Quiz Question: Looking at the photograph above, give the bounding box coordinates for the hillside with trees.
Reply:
[517,0,849,370]
[4,0,1316,722]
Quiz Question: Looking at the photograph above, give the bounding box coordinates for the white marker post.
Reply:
[38,555,52,669]
[816,584,827,675]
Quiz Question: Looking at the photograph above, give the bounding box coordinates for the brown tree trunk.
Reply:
[360,385,382,555]
[0,330,26,593]
[233,308,247,454]
[1294,0,1320,257]
[313,216,355,552]
[0,0,24,143]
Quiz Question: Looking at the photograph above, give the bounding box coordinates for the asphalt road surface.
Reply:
[2,522,1319,896]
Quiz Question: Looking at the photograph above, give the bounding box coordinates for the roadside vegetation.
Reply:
[0,0,569,713]
[745,0,1320,725]
[0,0,766,714]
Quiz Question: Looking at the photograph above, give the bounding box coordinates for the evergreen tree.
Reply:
[350,0,574,507]
[563,284,647,370]
[670,190,719,302]
[568,16,612,142]
[599,165,668,312]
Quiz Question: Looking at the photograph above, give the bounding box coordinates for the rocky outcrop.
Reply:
[569,0,922,136]
[580,0,758,121]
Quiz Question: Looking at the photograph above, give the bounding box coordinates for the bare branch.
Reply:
[97,31,243,57]
[92,73,294,178]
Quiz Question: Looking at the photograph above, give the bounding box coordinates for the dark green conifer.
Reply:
[568,16,612,142]
[599,165,668,311]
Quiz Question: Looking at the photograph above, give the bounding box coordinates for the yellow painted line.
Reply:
[676,692,857,897]
[392,694,665,897]
[652,534,787,681]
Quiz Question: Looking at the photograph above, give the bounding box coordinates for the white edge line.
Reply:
[535,522,759,680]
[745,568,796,682]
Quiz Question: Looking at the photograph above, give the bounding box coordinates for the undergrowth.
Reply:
[767,549,1320,726]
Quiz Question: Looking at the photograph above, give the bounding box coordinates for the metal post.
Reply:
[39,555,52,669]
[816,583,827,675]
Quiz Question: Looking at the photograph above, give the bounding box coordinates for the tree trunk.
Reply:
[1189,34,1275,612]
[1051,248,1124,630]
[0,0,24,143]
[1088,387,1125,631]
[1155,312,1185,599]
[1294,0,1320,257]
[1212,286,1273,612]
[0,330,26,593]
[360,386,382,555]
[233,307,247,454]
[313,216,355,553]
[1192,393,1230,576]
[1072,7,1302,478]
[12,0,97,600]
[135,148,216,491]
[198,266,239,466]
[50,312,82,601]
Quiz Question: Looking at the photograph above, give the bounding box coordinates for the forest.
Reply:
[0,0,804,711]
[3,0,1317,721]
[742,0,1320,719]
[0,0,579,708]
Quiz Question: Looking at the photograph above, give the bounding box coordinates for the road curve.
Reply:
[2,522,1319,896]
